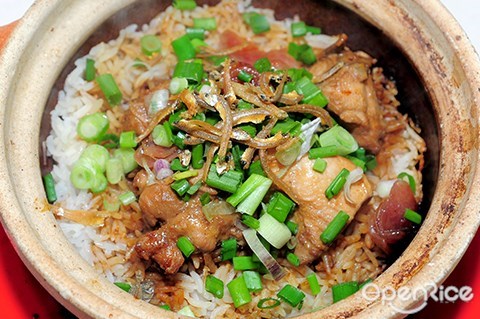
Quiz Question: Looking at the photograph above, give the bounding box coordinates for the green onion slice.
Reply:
[43,172,57,203]
[227,276,252,308]
[277,284,305,308]
[140,34,162,56]
[96,74,123,106]
[397,172,416,194]
[205,275,224,299]
[404,208,422,224]
[319,125,359,156]
[320,210,350,244]
[257,298,281,309]
[177,236,195,258]
[332,281,359,303]
[77,112,109,142]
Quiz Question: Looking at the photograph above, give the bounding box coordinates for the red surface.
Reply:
[0,224,478,318]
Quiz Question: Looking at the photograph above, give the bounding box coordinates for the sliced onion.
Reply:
[202,200,235,222]
[305,34,340,49]
[149,89,169,115]
[376,179,396,198]
[242,228,285,281]
[343,168,364,203]
[297,118,321,161]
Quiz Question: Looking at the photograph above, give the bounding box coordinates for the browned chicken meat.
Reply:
[135,183,239,274]
[310,51,386,153]
[262,150,372,264]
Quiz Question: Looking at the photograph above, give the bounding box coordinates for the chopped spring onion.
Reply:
[43,173,57,203]
[257,298,281,309]
[248,160,265,177]
[119,191,136,206]
[80,144,110,173]
[159,304,171,311]
[288,43,317,65]
[295,76,327,106]
[171,179,190,196]
[173,60,204,84]
[243,271,263,292]
[172,169,198,181]
[320,210,350,244]
[291,22,307,37]
[91,173,108,194]
[277,284,306,308]
[205,164,243,193]
[275,138,302,166]
[344,155,366,171]
[227,173,271,207]
[237,99,254,110]
[105,157,124,184]
[186,181,202,195]
[193,17,217,30]
[286,252,300,267]
[177,236,195,258]
[242,214,260,229]
[140,34,162,56]
[404,208,422,224]
[114,282,131,292]
[221,238,237,261]
[227,276,252,308]
[365,155,378,171]
[308,146,339,159]
[306,273,321,296]
[172,34,196,61]
[97,133,119,149]
[313,158,327,173]
[306,25,321,35]
[172,131,186,149]
[288,67,313,82]
[266,192,295,223]
[271,118,301,135]
[243,13,270,34]
[319,125,358,156]
[191,144,205,169]
[254,57,272,73]
[103,197,120,212]
[77,112,109,142]
[332,281,359,303]
[85,58,96,81]
[113,148,138,173]
[96,74,122,106]
[237,70,254,83]
[236,176,272,216]
[169,77,189,95]
[152,123,173,147]
[119,131,137,148]
[257,213,291,249]
[325,168,350,199]
[177,305,195,318]
[70,158,101,190]
[205,275,224,298]
[191,38,208,53]
[173,0,197,10]
[233,256,258,271]
[200,192,211,206]
[398,172,416,194]
[186,27,205,40]
[286,221,298,235]
[242,229,285,280]
[170,158,188,171]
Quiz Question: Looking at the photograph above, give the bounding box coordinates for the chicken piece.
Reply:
[122,79,171,135]
[263,150,372,264]
[135,187,239,274]
[139,182,186,227]
[311,51,385,153]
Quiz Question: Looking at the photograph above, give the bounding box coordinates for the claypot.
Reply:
[0,0,478,318]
